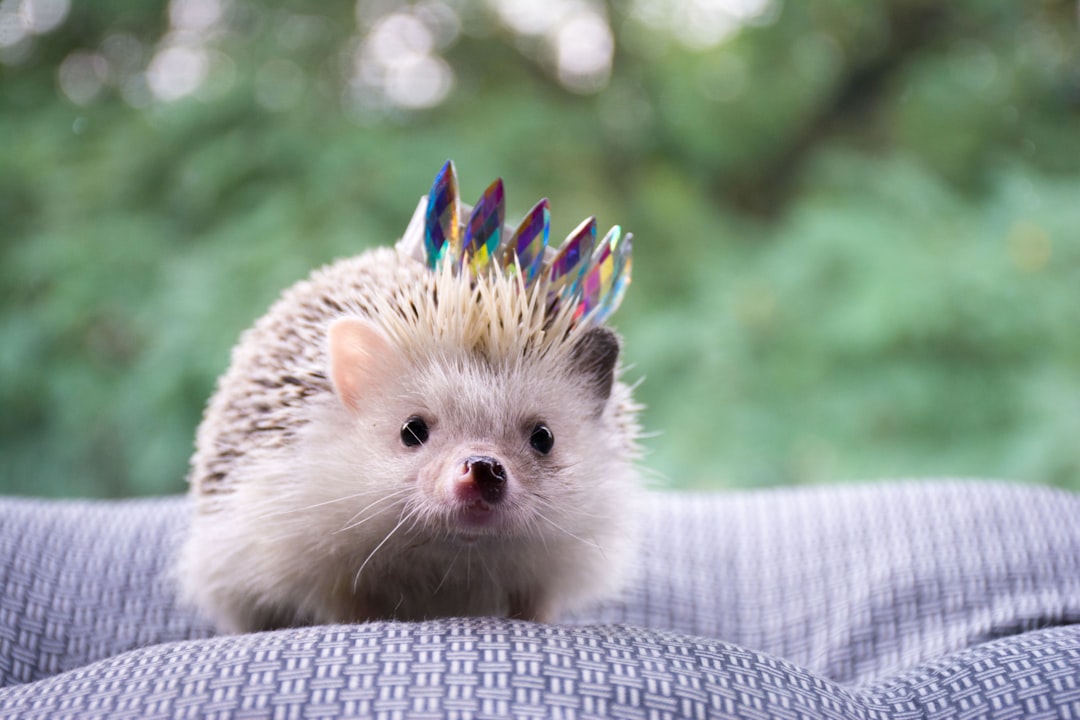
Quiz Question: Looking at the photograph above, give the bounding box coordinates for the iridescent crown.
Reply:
[397,161,632,326]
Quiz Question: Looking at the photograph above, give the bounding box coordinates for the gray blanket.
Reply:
[2,481,1078,718]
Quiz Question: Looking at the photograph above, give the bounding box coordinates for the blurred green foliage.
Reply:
[1,0,1078,498]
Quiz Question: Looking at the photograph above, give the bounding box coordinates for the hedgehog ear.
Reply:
[328,317,398,413]
[569,326,620,407]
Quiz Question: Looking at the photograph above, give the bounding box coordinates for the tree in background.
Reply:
[1,0,1079,497]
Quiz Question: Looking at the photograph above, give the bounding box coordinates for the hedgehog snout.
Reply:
[455,455,507,505]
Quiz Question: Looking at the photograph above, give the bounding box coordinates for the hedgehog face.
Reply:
[327,315,625,543]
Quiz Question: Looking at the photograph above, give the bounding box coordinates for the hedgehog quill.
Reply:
[177,162,642,633]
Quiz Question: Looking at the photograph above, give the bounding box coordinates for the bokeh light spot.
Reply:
[21,0,69,34]
[489,0,571,36]
[58,50,107,106]
[350,7,456,112]
[631,0,777,50]
[147,44,209,101]
[554,9,613,94]
[385,53,453,108]
[0,1,29,50]
[0,0,69,56]
[169,0,223,34]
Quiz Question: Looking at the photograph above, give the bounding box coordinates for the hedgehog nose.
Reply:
[464,456,507,503]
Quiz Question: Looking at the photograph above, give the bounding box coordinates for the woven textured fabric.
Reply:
[2,621,1080,719]
[2,481,1079,719]
[0,498,215,686]
[573,482,1080,684]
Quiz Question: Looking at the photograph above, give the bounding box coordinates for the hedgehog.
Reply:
[176,162,642,633]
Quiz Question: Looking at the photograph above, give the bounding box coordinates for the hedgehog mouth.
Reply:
[459,499,497,525]
[448,499,507,540]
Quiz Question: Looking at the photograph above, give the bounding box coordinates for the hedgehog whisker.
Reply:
[523,512,550,556]
[533,510,603,552]
[552,457,588,475]
[433,545,463,596]
[409,501,438,536]
[532,491,606,521]
[352,507,419,591]
[338,511,398,537]
[337,500,407,535]
[474,547,498,588]
[337,489,412,533]
[250,489,379,521]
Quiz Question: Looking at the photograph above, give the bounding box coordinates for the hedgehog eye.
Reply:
[529,424,554,455]
[401,416,429,447]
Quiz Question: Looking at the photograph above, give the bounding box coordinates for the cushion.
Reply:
[2,481,1079,718]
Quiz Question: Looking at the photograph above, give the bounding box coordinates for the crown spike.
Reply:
[463,178,505,275]
[547,217,596,308]
[424,160,460,270]
[504,198,549,288]
[592,232,632,322]
[576,225,621,321]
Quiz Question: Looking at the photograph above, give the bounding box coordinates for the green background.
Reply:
[2,0,1078,498]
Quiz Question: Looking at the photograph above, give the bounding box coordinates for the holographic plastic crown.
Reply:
[397,161,632,326]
